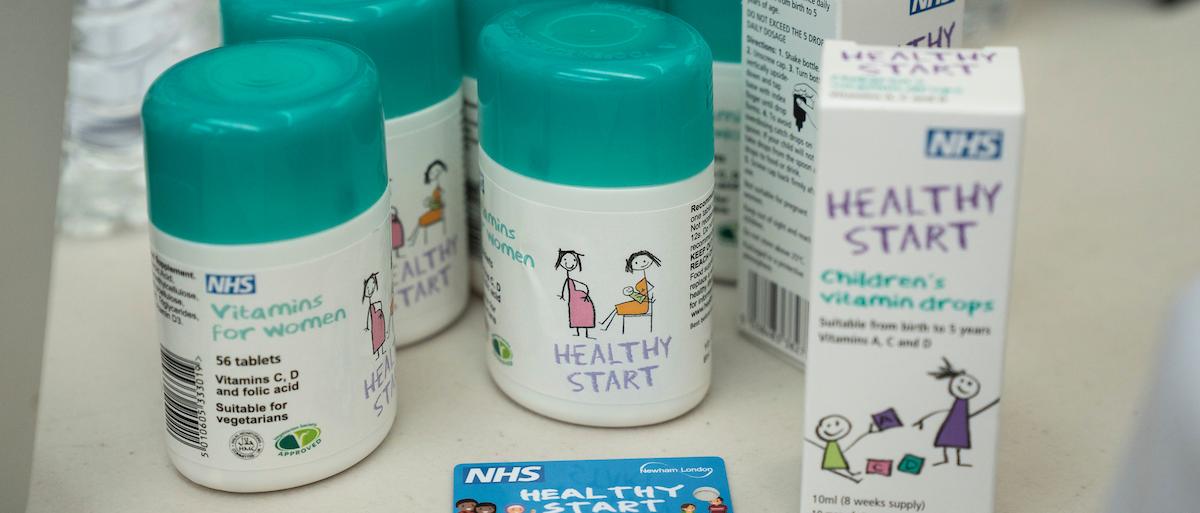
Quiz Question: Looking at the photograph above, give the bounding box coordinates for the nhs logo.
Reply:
[461,465,544,485]
[909,0,956,15]
[205,274,256,295]
[926,128,1004,160]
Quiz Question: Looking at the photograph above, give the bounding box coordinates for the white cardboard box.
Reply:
[799,41,1024,513]
[738,0,964,365]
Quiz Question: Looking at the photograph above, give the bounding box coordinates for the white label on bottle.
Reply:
[713,62,744,283]
[463,77,482,260]
[480,163,716,405]
[152,218,397,470]
[385,101,469,331]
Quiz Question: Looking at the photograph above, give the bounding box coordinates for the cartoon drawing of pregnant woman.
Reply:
[362,272,387,354]
[600,250,661,333]
[409,160,448,245]
[555,249,595,339]
[914,358,1000,467]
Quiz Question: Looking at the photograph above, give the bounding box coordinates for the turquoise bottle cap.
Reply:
[220,0,461,119]
[478,2,713,188]
[665,0,741,63]
[460,0,665,79]
[143,39,388,245]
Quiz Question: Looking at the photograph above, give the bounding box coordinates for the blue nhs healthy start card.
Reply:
[452,457,733,513]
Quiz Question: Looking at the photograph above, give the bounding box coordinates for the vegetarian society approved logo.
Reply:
[492,335,513,366]
[274,424,322,456]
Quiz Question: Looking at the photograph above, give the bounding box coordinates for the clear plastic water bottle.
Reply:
[58,0,217,237]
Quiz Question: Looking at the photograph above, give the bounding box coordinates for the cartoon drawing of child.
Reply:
[793,83,817,133]
[362,272,387,354]
[913,358,1000,467]
[555,249,596,339]
[409,160,448,245]
[805,414,880,483]
[476,503,498,513]
[707,497,728,513]
[681,504,697,513]
[505,505,534,513]
[600,250,662,333]
[456,499,478,513]
[390,206,405,256]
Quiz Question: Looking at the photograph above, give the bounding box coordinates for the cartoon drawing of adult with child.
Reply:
[409,160,448,245]
[362,272,387,354]
[600,250,661,333]
[555,249,595,339]
[913,358,1000,467]
[805,414,879,483]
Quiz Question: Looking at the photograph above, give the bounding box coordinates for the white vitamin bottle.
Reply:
[459,0,670,296]
[476,3,717,427]
[222,0,470,346]
[142,40,397,492]
[667,0,744,284]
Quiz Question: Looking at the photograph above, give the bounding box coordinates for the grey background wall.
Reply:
[0,1,72,512]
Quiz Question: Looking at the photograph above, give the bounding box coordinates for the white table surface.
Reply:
[27,0,1200,511]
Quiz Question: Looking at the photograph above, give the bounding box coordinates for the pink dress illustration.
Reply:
[390,207,405,255]
[369,302,387,353]
[362,272,387,354]
[555,249,595,339]
[566,279,595,329]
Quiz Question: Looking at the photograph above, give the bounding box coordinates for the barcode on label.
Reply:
[161,346,206,452]
[744,271,809,357]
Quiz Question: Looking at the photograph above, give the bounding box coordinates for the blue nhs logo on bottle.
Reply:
[462,465,544,485]
[205,274,256,295]
[909,0,955,15]
[926,128,1004,160]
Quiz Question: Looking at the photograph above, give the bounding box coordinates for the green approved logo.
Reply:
[274,424,322,456]
[492,335,513,366]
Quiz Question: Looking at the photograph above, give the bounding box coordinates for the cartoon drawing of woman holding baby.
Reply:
[555,249,595,339]
[409,160,448,245]
[600,250,661,333]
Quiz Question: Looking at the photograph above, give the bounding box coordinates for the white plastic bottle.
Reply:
[477,3,716,427]
[222,0,469,346]
[142,40,397,492]
[459,0,669,296]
